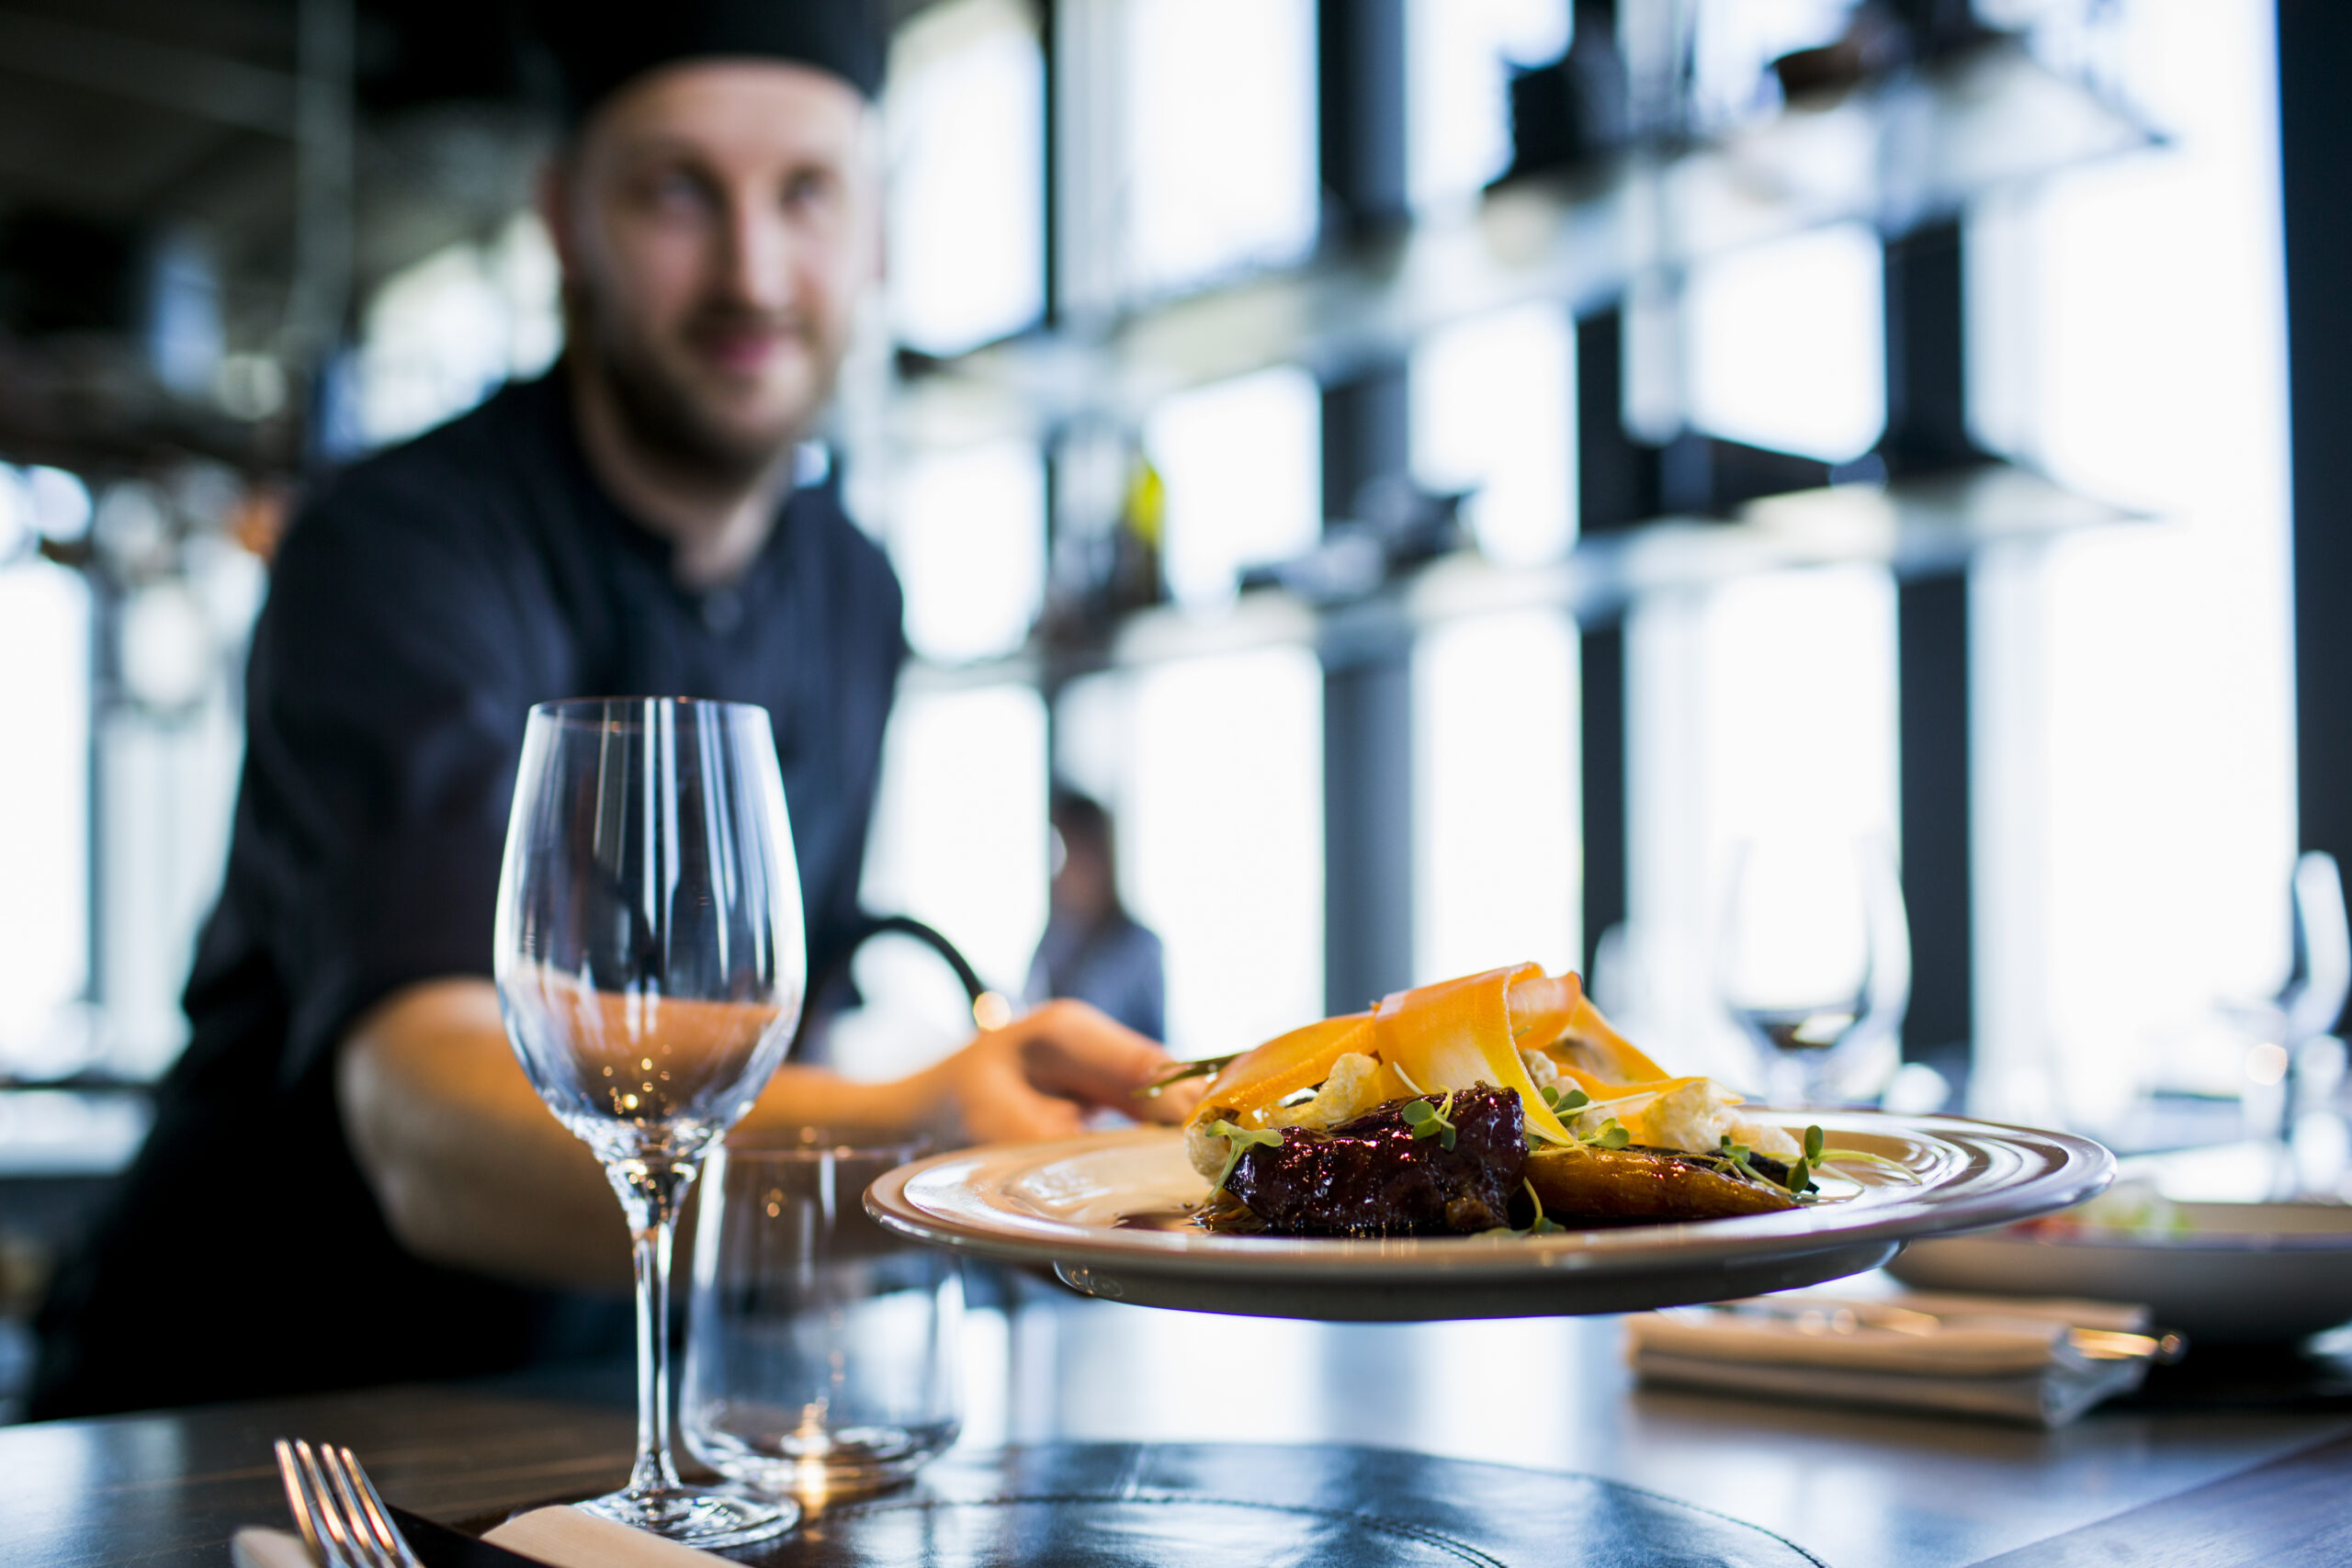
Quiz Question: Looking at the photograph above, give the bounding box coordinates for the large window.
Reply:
[1414,612,1579,985]
[1683,223,1886,466]
[1119,0,1317,296]
[0,520,91,1078]
[887,0,1046,354]
[1969,0,2292,1126]
[850,684,1051,1078]
[1406,0,1572,211]
[888,440,1047,664]
[350,215,560,452]
[1411,303,1575,564]
[1125,650,1325,1056]
[1147,368,1323,609]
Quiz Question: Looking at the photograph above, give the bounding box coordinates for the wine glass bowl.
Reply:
[1716,834,1910,1110]
[495,697,807,1547]
[500,972,791,1161]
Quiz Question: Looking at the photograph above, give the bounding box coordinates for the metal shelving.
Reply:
[885,38,2156,450]
[900,459,2140,694]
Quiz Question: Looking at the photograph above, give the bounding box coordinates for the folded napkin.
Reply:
[1624,1290,2163,1427]
[232,1505,737,1568]
[485,1506,744,1567]
[231,1530,317,1568]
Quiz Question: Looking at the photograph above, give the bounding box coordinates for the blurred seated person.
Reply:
[29,0,1190,1420]
[1024,790,1165,1041]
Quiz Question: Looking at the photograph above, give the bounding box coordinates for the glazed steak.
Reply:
[1226,1087,1527,1235]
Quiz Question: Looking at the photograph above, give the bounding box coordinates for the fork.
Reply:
[274,1438,425,1568]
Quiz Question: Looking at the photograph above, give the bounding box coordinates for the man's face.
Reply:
[549,60,880,480]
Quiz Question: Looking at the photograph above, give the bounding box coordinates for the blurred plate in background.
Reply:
[1891,1199,2352,1343]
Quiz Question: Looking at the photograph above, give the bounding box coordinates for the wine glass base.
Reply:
[574,1483,797,1548]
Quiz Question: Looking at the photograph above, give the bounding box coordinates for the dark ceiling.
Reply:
[0,0,940,472]
[0,0,546,471]
[0,0,544,332]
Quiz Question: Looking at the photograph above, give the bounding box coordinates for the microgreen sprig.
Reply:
[1709,1133,1823,1200]
[1519,1178,1565,1235]
[1716,1134,1770,1186]
[1205,1117,1282,1192]
[1400,1091,1459,1151]
[1523,1084,1599,1150]
[1582,1117,1633,1150]
[1540,1085,1591,1116]
[1536,1080,1634,1148]
[1800,1122,1918,1181]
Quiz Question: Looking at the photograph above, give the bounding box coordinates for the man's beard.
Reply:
[570,282,822,490]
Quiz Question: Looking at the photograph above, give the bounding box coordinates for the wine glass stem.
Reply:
[610,1157,695,1498]
[1770,1055,1817,1111]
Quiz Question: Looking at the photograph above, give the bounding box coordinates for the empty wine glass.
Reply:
[495,698,808,1548]
[1715,833,1910,1108]
[2221,851,2352,1191]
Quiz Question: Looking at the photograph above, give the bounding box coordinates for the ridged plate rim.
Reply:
[864,1111,2113,1284]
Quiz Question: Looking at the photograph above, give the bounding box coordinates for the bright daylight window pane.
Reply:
[1626,568,1898,1088]
[1703,570,1898,851]
[1414,612,1578,984]
[97,693,245,1080]
[1123,0,1317,295]
[354,216,561,450]
[1968,0,2292,1126]
[1685,0,1851,134]
[1147,367,1321,608]
[888,438,1046,662]
[1406,0,1570,210]
[1125,649,1323,1057]
[1411,302,1575,562]
[887,0,1046,354]
[847,685,1048,1079]
[1684,221,1885,463]
[1049,670,1128,809]
[0,552,91,1073]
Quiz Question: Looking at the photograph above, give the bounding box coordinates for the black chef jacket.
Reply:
[29,370,904,1418]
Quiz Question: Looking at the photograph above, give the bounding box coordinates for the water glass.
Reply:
[684,1135,961,1501]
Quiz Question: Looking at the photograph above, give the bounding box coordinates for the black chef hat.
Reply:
[531,0,888,126]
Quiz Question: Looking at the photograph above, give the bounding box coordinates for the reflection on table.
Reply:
[7,1269,2350,1568]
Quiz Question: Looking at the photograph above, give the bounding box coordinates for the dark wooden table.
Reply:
[9,1287,2352,1567]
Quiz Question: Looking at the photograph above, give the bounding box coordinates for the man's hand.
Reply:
[917,998,1204,1144]
[741,998,1203,1145]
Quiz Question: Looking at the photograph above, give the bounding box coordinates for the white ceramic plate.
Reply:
[865,1111,2113,1321]
[1890,1201,2352,1343]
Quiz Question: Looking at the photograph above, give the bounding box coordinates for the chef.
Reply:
[32,0,1188,1416]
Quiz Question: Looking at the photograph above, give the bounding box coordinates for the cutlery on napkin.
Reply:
[233,1503,744,1568]
[1624,1289,2179,1427]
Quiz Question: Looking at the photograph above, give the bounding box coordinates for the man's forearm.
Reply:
[737,1064,944,1140]
[337,980,630,1289]
[336,983,1182,1292]
[336,987,963,1288]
